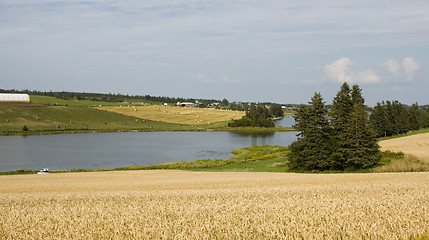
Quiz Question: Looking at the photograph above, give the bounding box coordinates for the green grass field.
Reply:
[0,95,292,135]
[0,97,194,134]
[29,95,122,106]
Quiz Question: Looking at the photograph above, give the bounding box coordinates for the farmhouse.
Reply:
[0,93,30,102]
[177,102,196,107]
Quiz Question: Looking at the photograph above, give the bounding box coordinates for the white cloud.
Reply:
[383,59,401,75]
[324,58,381,84]
[383,57,421,81]
[324,57,354,83]
[402,57,421,80]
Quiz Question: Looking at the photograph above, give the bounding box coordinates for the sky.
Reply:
[1,0,428,106]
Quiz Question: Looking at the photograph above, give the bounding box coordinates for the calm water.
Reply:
[274,115,295,128]
[0,131,298,171]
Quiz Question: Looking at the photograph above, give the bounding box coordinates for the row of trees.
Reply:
[289,83,380,171]
[369,101,429,137]
[2,89,291,112]
[228,104,284,127]
[1,89,223,106]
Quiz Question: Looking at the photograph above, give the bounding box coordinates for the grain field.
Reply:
[1,171,428,239]
[379,133,429,162]
[98,105,244,125]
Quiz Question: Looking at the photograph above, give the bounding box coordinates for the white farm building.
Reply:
[177,102,196,107]
[0,93,30,102]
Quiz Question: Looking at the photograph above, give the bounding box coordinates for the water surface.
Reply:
[0,131,298,171]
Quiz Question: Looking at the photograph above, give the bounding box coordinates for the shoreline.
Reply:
[0,126,295,136]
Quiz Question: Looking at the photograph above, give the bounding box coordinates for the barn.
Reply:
[0,93,30,102]
[177,102,195,107]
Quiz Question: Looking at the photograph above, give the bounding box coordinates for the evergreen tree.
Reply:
[288,104,310,170]
[336,84,380,169]
[351,84,364,106]
[408,103,420,130]
[369,101,391,137]
[390,101,409,134]
[228,104,274,127]
[343,101,381,169]
[269,104,284,118]
[329,82,353,169]
[330,82,353,134]
[289,93,332,171]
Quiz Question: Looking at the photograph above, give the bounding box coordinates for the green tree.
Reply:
[221,98,229,106]
[331,84,380,170]
[408,103,420,130]
[289,93,332,171]
[228,104,274,127]
[342,101,381,169]
[329,82,353,169]
[269,104,284,118]
[351,84,364,106]
[330,82,353,134]
[369,101,391,137]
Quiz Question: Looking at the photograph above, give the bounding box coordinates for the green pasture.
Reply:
[0,102,193,134]
[29,95,122,106]
[0,96,293,135]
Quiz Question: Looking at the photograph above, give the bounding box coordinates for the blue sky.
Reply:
[1,0,428,105]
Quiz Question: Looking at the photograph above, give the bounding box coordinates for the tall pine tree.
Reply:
[343,86,381,169]
[289,93,332,171]
[289,84,381,171]
[329,82,353,170]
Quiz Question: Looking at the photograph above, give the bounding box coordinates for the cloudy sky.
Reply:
[1,0,428,105]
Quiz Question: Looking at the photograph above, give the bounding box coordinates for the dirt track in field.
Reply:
[379,133,429,162]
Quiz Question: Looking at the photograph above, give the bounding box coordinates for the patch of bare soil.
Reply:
[379,133,429,162]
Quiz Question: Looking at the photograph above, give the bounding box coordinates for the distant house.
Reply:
[0,93,30,102]
[177,102,196,107]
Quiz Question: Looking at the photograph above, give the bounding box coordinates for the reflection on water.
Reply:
[0,131,298,171]
[229,131,275,146]
[229,131,275,137]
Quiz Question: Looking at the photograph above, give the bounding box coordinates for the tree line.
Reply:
[228,104,284,127]
[289,83,380,171]
[1,89,291,112]
[369,101,429,137]
[1,89,223,106]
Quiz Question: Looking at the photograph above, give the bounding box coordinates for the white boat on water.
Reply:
[37,168,49,174]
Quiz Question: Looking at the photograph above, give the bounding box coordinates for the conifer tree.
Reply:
[343,97,381,169]
[369,101,391,137]
[329,82,353,169]
[334,84,380,169]
[289,93,332,171]
[330,82,353,133]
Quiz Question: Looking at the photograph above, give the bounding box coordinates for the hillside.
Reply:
[379,132,429,162]
[0,95,248,135]
[98,105,244,125]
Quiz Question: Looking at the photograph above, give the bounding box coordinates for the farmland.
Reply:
[1,171,428,239]
[379,132,429,163]
[98,105,245,125]
[0,96,250,134]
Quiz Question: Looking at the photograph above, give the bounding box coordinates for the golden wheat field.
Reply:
[98,105,244,125]
[380,133,429,163]
[1,170,428,239]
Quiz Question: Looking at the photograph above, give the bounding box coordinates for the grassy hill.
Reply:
[0,95,265,135]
